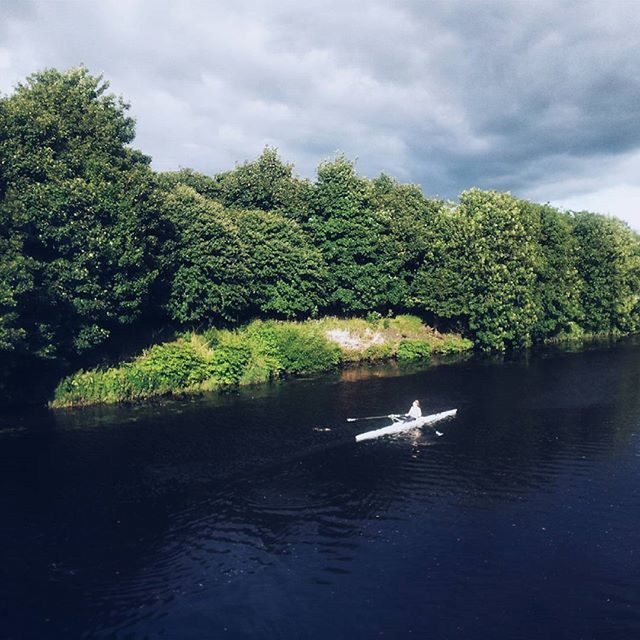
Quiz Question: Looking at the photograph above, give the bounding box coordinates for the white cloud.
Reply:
[544,150,640,229]
[553,185,640,230]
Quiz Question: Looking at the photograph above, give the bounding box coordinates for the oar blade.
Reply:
[346,414,393,422]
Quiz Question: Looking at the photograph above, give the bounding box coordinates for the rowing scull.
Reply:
[354,409,457,442]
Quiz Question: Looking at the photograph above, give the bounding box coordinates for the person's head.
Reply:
[413,400,420,407]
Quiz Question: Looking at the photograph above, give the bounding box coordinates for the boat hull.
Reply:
[355,409,457,443]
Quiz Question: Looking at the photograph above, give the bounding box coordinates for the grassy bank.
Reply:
[542,321,634,345]
[51,315,472,408]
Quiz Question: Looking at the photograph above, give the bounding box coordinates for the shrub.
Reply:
[363,343,393,361]
[437,335,474,354]
[206,335,252,386]
[564,322,585,338]
[242,321,284,374]
[52,367,130,407]
[338,348,363,363]
[201,327,221,348]
[396,339,432,361]
[548,321,586,343]
[270,323,341,374]
[125,341,212,395]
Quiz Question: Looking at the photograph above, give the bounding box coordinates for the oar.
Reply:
[346,414,397,422]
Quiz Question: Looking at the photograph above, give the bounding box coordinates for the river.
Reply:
[1,340,640,639]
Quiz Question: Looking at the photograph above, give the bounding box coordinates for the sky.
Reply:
[1,0,639,227]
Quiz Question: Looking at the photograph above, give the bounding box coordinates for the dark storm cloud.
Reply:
[1,0,639,223]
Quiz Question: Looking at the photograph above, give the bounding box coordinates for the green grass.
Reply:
[51,315,473,408]
[396,339,432,361]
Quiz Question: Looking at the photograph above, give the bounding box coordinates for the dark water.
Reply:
[2,342,640,639]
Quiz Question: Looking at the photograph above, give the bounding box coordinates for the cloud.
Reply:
[1,0,640,227]
[539,149,640,225]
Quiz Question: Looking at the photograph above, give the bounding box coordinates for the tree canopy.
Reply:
[2,65,640,403]
[0,67,160,385]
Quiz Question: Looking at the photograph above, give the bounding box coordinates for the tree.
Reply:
[213,147,312,221]
[571,212,640,334]
[410,202,471,324]
[305,157,408,313]
[0,66,160,370]
[413,189,541,350]
[233,209,327,318]
[523,202,582,340]
[156,168,221,200]
[158,185,250,324]
[370,173,444,295]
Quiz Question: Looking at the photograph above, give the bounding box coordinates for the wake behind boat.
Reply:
[354,409,457,442]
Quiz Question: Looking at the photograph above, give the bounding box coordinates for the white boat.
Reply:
[355,409,457,443]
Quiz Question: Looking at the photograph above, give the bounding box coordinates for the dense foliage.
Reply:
[233,209,326,318]
[52,316,471,407]
[212,147,312,221]
[571,212,640,335]
[157,184,250,323]
[0,67,160,398]
[3,66,640,404]
[413,190,542,351]
[304,157,410,313]
[527,202,582,341]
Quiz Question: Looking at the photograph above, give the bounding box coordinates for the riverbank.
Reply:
[50,315,472,408]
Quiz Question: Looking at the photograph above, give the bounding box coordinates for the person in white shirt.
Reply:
[404,400,422,421]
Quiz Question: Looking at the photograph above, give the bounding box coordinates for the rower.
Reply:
[403,400,422,422]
